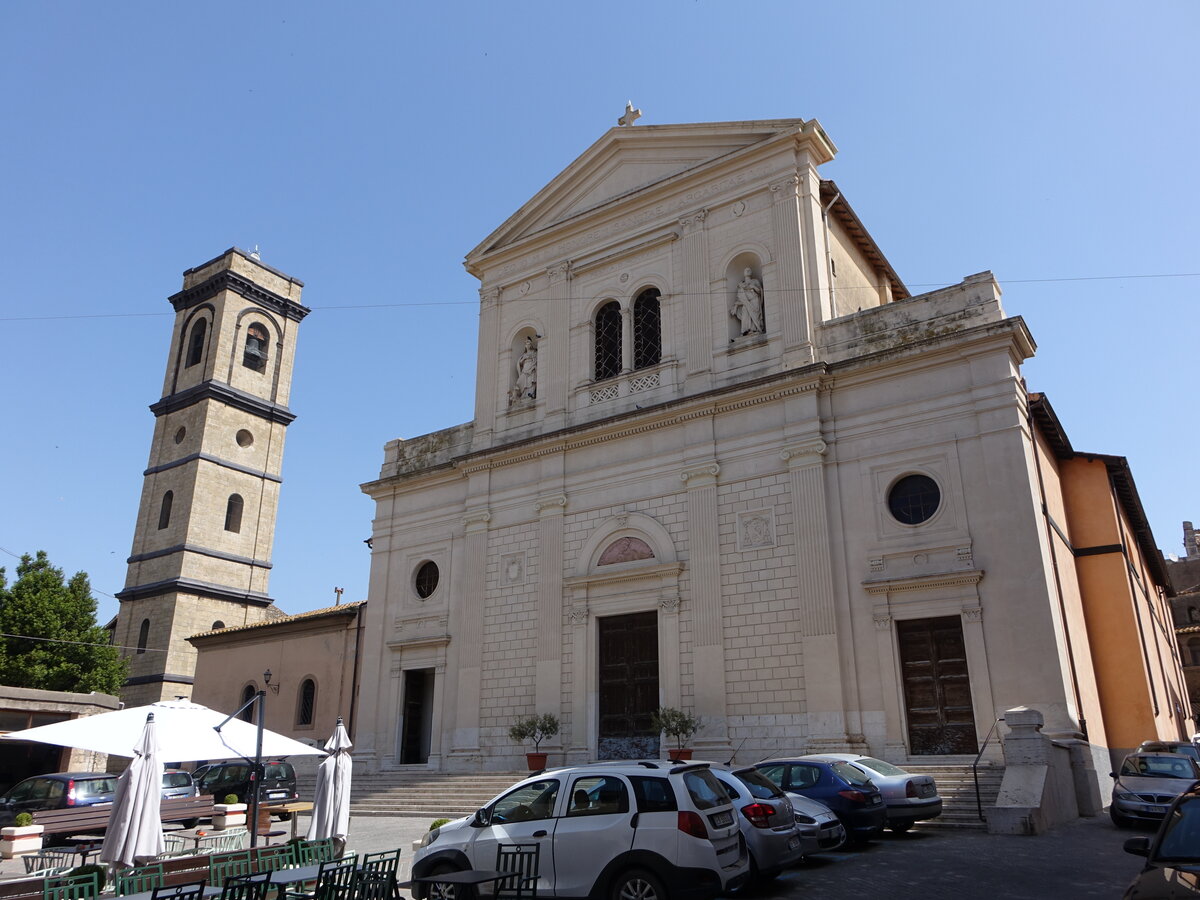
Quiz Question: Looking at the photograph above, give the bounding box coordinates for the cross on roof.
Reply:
[617,101,642,127]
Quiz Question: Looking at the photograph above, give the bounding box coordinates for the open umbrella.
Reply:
[100,712,165,868]
[306,717,352,844]
[2,698,326,761]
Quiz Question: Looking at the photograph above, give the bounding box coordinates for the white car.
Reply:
[801,753,941,833]
[413,761,750,900]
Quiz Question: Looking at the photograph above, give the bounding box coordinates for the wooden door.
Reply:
[597,612,659,759]
[897,616,977,755]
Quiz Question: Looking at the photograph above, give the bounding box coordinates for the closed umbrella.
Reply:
[306,717,352,845]
[100,712,165,868]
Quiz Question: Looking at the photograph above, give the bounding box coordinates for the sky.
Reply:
[1,2,1196,629]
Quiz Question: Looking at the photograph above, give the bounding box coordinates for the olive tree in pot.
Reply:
[651,706,700,761]
[509,713,560,770]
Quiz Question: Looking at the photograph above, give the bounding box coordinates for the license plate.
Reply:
[1148,805,1167,815]
[787,836,800,850]
[712,811,733,828]
[870,796,882,805]
[268,790,287,799]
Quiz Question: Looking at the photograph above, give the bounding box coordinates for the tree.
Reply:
[0,551,126,694]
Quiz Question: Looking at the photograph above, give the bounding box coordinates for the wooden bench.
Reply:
[31,796,214,841]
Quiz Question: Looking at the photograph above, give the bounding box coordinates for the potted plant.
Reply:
[509,713,560,770]
[651,706,700,761]
[0,812,43,858]
[211,793,247,829]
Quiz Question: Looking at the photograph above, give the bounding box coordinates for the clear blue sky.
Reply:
[1,2,1196,628]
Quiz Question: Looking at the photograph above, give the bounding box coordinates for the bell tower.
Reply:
[114,248,310,707]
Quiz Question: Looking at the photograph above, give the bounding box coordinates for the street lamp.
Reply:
[213,671,269,848]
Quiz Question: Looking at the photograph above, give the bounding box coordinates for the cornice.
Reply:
[169,270,311,322]
[862,569,985,595]
[126,543,273,570]
[144,452,283,484]
[115,577,274,606]
[564,561,684,590]
[151,381,297,426]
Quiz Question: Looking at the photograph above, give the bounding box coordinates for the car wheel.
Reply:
[1110,807,1132,829]
[889,821,913,834]
[427,863,462,900]
[276,812,292,821]
[611,868,666,900]
[180,818,200,829]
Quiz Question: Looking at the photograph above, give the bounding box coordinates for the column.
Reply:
[770,175,814,367]
[545,263,571,431]
[678,209,712,377]
[781,440,852,751]
[566,593,590,764]
[681,461,731,754]
[449,508,490,759]
[471,287,501,450]
[620,305,633,374]
[536,493,567,741]
[796,162,834,325]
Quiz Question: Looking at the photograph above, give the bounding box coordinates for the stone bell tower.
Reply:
[114,248,309,707]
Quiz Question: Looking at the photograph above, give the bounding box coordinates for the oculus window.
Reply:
[887,474,941,525]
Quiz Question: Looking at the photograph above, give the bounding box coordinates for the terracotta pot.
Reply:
[526,752,549,771]
[667,748,693,762]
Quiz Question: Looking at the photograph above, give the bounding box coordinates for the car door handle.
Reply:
[532,830,548,838]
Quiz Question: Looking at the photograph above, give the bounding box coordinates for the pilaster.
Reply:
[449,508,490,756]
[678,209,713,378]
[535,494,567,725]
[544,263,572,431]
[770,175,814,368]
[472,287,501,449]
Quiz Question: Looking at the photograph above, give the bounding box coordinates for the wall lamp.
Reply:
[263,669,280,694]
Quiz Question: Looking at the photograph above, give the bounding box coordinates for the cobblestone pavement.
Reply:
[0,813,1151,898]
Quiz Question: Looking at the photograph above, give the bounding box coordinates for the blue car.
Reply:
[757,757,887,843]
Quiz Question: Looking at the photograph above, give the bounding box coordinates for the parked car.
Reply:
[788,792,847,854]
[806,754,941,833]
[1140,741,1200,767]
[1110,751,1200,829]
[1122,783,1200,897]
[757,757,886,843]
[413,760,750,900]
[161,768,198,799]
[0,772,116,827]
[705,764,804,883]
[194,759,299,817]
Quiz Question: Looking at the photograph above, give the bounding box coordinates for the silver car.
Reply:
[788,792,847,854]
[1110,751,1200,828]
[708,765,805,883]
[805,753,941,833]
[161,768,198,799]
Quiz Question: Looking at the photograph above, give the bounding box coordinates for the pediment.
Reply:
[468,119,832,266]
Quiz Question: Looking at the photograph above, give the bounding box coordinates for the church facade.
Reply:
[355,118,1187,777]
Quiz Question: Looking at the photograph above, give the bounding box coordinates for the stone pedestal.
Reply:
[211,803,247,830]
[0,825,44,858]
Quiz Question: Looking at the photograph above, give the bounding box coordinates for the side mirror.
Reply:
[1110,772,1118,779]
[1124,836,1150,857]
[472,808,491,828]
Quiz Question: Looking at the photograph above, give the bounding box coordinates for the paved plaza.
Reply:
[1,813,1150,898]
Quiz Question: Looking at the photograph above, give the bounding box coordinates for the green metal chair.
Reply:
[44,871,99,900]
[151,882,208,900]
[199,829,249,853]
[218,873,271,900]
[209,849,254,886]
[358,850,400,877]
[115,862,166,896]
[255,843,295,871]
[24,849,78,875]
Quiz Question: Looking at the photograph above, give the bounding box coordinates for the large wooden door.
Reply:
[597,612,659,759]
[897,616,977,755]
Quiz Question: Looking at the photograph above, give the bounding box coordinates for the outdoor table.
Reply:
[71,840,102,864]
[266,864,324,890]
[401,869,509,900]
[112,887,222,900]
[261,802,314,842]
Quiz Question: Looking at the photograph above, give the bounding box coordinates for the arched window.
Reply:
[632,289,661,370]
[136,619,150,654]
[224,494,243,533]
[594,302,622,381]
[240,685,256,722]
[297,678,316,727]
[185,319,207,368]
[211,620,225,630]
[157,491,173,530]
[243,323,269,372]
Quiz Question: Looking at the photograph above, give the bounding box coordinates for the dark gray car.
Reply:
[1110,751,1200,828]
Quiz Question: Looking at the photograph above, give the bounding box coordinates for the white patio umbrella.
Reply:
[305,717,352,843]
[2,698,326,761]
[100,712,165,868]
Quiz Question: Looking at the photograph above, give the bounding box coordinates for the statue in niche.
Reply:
[508,336,538,406]
[731,267,764,335]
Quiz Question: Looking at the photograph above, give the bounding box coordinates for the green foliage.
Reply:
[650,707,701,749]
[13,812,33,827]
[428,818,450,831]
[508,713,560,751]
[0,551,126,694]
[222,794,240,805]
[67,864,107,891]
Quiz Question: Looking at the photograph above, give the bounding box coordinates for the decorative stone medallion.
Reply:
[737,509,776,551]
[501,551,526,586]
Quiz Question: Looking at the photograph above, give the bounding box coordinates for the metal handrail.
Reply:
[973,717,1005,820]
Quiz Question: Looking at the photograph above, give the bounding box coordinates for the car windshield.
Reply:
[683,769,730,810]
[163,773,191,788]
[856,757,908,777]
[76,778,116,797]
[831,761,874,787]
[1156,797,1200,862]
[734,769,784,800]
[264,764,293,780]
[1121,756,1197,779]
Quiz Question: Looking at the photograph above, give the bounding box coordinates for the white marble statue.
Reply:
[731,268,764,335]
[509,337,538,405]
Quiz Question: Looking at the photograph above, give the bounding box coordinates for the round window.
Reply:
[174,427,186,445]
[414,561,439,599]
[236,429,254,448]
[887,474,941,525]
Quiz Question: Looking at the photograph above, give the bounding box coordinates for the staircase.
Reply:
[904,762,1005,830]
